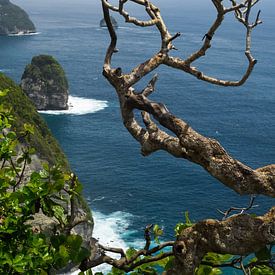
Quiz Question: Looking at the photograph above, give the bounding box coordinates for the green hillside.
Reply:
[0,73,68,168]
[0,0,36,35]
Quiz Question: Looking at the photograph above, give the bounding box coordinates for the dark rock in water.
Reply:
[21,55,69,110]
[100,16,118,28]
[0,0,36,35]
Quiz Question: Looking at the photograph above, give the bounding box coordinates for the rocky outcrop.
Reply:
[0,0,36,35]
[21,55,69,110]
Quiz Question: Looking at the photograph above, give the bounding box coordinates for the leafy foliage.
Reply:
[174,211,193,236]
[103,213,274,275]
[0,90,89,274]
[0,73,69,167]
[22,55,69,93]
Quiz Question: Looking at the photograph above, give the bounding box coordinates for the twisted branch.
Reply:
[173,207,275,275]
[100,0,275,273]
[79,225,174,272]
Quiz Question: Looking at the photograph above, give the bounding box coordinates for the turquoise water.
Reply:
[1,0,274,273]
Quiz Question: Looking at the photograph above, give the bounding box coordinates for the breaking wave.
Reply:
[38,96,108,115]
[8,32,41,37]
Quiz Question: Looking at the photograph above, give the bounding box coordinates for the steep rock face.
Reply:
[0,73,93,265]
[21,55,69,110]
[0,0,36,35]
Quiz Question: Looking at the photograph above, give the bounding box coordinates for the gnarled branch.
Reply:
[101,0,274,197]
[100,0,275,273]
[173,207,275,275]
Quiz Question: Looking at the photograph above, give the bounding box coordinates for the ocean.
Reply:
[1,0,274,273]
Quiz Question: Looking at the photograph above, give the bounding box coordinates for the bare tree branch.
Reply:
[101,0,275,197]
[100,0,275,273]
[79,227,174,272]
[217,195,259,219]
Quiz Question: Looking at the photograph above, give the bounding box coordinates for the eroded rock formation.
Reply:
[21,55,69,110]
[0,0,36,35]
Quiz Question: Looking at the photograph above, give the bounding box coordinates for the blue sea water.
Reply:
[1,0,275,273]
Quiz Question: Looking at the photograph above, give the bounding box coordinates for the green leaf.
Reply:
[52,205,67,224]
[6,131,16,139]
[251,266,274,275]
[23,123,35,134]
[184,211,192,225]
[255,246,271,261]
[108,267,125,275]
[203,252,233,264]
[175,211,193,236]
[66,234,83,250]
[126,247,138,260]
[50,234,67,249]
[59,244,69,259]
[73,247,91,263]
[164,256,175,271]
[196,265,222,275]
[153,224,163,244]
[0,89,9,97]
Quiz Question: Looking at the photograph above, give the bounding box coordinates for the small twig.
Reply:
[141,74,158,97]
[167,32,181,44]
[13,157,27,192]
[144,224,153,250]
[69,173,77,226]
[80,237,174,272]
[98,243,127,258]
[102,0,118,69]
[1,159,6,169]
[9,158,20,178]
[217,195,258,219]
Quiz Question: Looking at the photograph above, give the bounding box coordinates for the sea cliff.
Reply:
[0,73,93,271]
[0,0,36,35]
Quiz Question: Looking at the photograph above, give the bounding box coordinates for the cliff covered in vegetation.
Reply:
[0,0,36,35]
[21,55,69,110]
[0,73,93,264]
[0,73,68,166]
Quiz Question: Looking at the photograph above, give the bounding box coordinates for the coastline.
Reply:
[6,31,40,36]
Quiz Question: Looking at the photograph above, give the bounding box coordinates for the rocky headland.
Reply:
[0,0,36,35]
[21,55,69,110]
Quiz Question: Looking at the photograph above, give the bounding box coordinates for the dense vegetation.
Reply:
[0,90,90,273]
[0,0,35,35]
[22,55,69,94]
[0,73,68,167]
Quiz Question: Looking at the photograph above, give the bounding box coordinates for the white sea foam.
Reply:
[38,96,108,115]
[70,210,140,274]
[92,211,144,273]
[92,196,105,202]
[8,32,41,37]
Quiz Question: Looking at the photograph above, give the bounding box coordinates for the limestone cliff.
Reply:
[21,55,69,110]
[0,0,36,35]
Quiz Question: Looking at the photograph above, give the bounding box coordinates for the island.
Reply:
[0,0,36,35]
[100,16,118,28]
[21,55,69,110]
